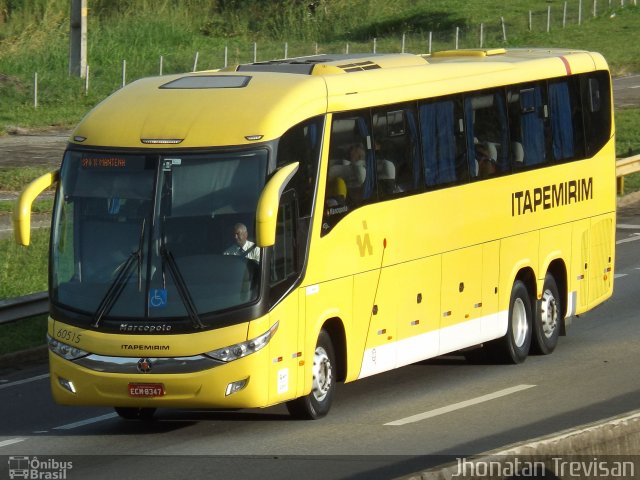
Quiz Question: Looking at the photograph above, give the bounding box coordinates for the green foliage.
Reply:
[0,199,52,214]
[616,108,640,157]
[0,2,638,85]
[0,166,55,190]
[0,314,47,355]
[0,228,49,298]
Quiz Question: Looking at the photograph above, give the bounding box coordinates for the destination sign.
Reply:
[81,156,127,168]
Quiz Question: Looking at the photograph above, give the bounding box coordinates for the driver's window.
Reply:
[269,190,299,303]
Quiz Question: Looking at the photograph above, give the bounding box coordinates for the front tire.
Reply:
[532,274,561,355]
[286,330,336,420]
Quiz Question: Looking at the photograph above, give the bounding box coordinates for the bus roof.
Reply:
[71,48,608,149]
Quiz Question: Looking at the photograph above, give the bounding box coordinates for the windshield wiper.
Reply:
[92,219,145,328]
[160,245,205,330]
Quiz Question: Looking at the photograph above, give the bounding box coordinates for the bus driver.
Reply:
[223,222,261,262]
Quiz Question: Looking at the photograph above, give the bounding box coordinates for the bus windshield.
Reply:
[51,149,268,328]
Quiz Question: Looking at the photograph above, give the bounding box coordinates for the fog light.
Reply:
[58,376,76,394]
[225,378,249,396]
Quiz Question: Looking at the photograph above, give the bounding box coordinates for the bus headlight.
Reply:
[205,322,278,362]
[47,334,89,361]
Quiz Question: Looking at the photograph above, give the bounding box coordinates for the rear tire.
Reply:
[286,330,335,420]
[114,407,156,421]
[491,280,532,364]
[532,274,561,355]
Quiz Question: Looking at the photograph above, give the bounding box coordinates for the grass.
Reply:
[0,227,49,356]
[0,1,639,132]
[615,108,640,158]
[615,108,640,196]
[0,228,49,298]
[0,165,55,215]
[0,315,47,356]
[0,199,52,215]
[0,165,55,190]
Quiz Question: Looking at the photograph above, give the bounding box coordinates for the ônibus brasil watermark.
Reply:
[7,456,72,479]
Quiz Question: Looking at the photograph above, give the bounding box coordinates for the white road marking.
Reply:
[617,224,640,229]
[53,413,119,430]
[385,384,536,426]
[616,234,640,245]
[0,438,26,448]
[0,373,49,390]
[614,274,628,279]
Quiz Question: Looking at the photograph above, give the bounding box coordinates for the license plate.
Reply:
[128,383,165,397]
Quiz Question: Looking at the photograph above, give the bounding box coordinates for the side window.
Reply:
[322,111,374,235]
[464,89,510,179]
[507,83,549,169]
[419,97,466,188]
[277,116,323,219]
[548,78,585,162]
[372,104,421,196]
[581,71,612,157]
[277,117,323,267]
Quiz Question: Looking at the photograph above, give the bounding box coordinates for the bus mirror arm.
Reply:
[13,169,59,246]
[255,162,299,247]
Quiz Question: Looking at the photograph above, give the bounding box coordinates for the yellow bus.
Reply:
[14,48,615,420]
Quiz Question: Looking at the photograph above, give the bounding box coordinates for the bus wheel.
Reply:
[494,280,532,364]
[115,407,156,421]
[532,274,561,355]
[286,330,336,420]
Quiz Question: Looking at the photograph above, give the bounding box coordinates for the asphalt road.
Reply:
[613,73,640,109]
[0,214,638,480]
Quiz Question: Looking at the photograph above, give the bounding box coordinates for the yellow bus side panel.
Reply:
[303,275,354,388]
[499,231,540,312]
[395,256,442,366]
[587,213,615,309]
[538,223,572,290]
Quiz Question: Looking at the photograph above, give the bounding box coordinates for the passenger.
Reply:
[223,222,260,262]
[328,142,367,189]
[347,143,367,187]
[476,143,497,178]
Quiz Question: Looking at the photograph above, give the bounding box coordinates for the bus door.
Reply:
[266,191,301,404]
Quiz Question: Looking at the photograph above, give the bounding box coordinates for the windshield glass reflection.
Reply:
[51,149,267,326]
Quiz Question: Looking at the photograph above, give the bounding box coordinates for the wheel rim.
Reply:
[540,289,558,339]
[512,297,528,347]
[311,345,332,402]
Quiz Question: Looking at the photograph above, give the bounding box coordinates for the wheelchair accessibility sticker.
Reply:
[149,289,167,308]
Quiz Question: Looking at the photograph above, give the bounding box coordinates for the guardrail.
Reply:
[617,154,640,195]
[0,292,48,325]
